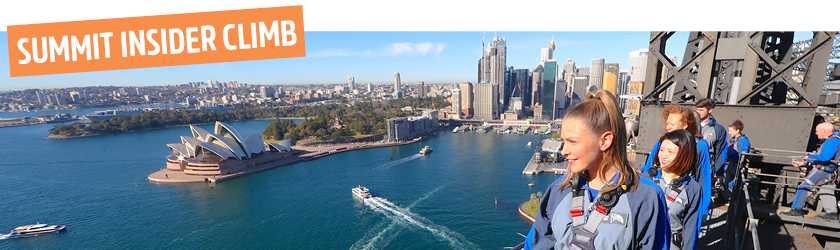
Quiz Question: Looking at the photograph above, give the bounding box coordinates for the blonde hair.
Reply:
[561,90,639,192]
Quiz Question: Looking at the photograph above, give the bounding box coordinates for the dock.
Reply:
[522,154,566,175]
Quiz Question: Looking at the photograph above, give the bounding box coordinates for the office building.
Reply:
[451,88,461,119]
[348,75,355,91]
[629,49,649,82]
[603,63,620,95]
[553,79,567,119]
[563,59,576,82]
[589,58,605,90]
[393,72,402,98]
[514,68,531,107]
[417,81,426,98]
[625,81,644,116]
[474,82,498,120]
[531,65,543,108]
[459,82,474,118]
[478,36,507,108]
[540,60,558,119]
[569,76,589,108]
[540,39,555,63]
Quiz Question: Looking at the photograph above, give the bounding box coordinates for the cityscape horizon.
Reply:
[1,31,819,91]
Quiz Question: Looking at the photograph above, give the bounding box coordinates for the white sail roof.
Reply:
[244,134,266,156]
[206,133,246,160]
[215,121,250,155]
[167,143,191,157]
[190,126,212,142]
[195,142,237,160]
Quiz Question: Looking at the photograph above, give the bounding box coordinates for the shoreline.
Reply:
[148,134,428,183]
[47,117,305,139]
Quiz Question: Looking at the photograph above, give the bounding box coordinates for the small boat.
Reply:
[452,127,459,133]
[2,223,66,239]
[528,182,535,187]
[420,146,433,155]
[352,185,371,199]
[527,141,532,146]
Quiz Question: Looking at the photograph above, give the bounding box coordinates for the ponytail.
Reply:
[560,90,639,192]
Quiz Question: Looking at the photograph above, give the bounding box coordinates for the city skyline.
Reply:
[0,31,818,91]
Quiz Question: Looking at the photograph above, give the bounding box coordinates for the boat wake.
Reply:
[350,185,477,250]
[377,154,422,170]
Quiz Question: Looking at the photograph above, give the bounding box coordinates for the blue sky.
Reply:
[0,31,818,90]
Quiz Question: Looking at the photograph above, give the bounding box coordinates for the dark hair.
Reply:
[695,98,716,109]
[561,90,638,193]
[730,119,744,132]
[653,129,696,175]
[661,104,702,139]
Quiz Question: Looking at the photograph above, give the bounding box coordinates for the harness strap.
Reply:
[568,175,631,250]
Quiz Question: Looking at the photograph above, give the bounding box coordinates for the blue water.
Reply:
[0,120,556,249]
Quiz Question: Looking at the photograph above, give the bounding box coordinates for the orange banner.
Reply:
[7,6,305,77]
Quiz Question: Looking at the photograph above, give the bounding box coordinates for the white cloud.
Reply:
[308,48,356,58]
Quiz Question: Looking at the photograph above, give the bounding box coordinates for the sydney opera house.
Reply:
[165,121,292,176]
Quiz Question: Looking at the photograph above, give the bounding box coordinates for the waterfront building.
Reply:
[459,82,474,118]
[69,91,81,103]
[589,58,605,90]
[540,60,558,119]
[474,82,499,120]
[386,112,438,142]
[451,88,462,119]
[603,63,620,95]
[629,49,649,82]
[348,75,355,91]
[164,121,291,176]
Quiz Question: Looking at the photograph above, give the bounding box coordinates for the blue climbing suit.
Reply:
[524,173,670,250]
[642,137,713,216]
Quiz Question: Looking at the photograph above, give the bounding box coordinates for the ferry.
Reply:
[1,223,66,239]
[352,185,371,199]
[420,145,433,155]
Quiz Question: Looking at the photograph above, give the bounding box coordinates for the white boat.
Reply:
[420,145,433,155]
[527,141,532,146]
[352,185,371,199]
[452,127,459,133]
[2,223,66,239]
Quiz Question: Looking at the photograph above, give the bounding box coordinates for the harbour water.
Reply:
[0,119,556,249]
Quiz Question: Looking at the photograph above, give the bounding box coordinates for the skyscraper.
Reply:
[513,68,531,107]
[626,81,644,116]
[474,82,498,120]
[417,81,426,97]
[541,60,558,119]
[562,59,576,82]
[531,65,544,108]
[553,79,567,119]
[540,39,555,63]
[570,76,589,109]
[459,82,474,118]
[451,88,461,119]
[628,49,649,82]
[478,36,507,108]
[393,72,401,98]
[348,75,355,91]
[589,58,605,90]
[603,63,620,95]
